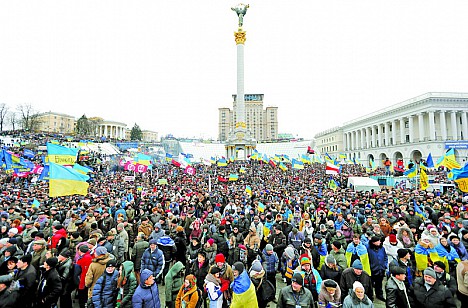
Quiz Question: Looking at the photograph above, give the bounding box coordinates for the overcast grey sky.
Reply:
[1,1,468,140]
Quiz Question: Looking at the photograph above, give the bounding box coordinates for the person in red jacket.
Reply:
[75,244,93,308]
[49,224,67,253]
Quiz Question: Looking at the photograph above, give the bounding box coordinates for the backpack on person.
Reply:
[190,287,204,308]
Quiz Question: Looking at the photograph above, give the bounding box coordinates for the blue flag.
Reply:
[426,153,434,168]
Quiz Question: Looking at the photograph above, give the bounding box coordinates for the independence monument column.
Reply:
[226,3,256,160]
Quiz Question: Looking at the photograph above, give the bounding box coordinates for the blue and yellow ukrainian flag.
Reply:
[414,244,438,272]
[134,153,152,166]
[404,166,417,178]
[210,156,216,164]
[47,143,78,165]
[279,163,288,171]
[73,164,92,175]
[229,173,239,181]
[345,244,371,276]
[239,167,246,173]
[291,159,304,170]
[245,185,252,196]
[217,158,227,167]
[49,162,89,197]
[165,153,173,162]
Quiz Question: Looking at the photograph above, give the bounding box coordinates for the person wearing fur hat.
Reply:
[277,272,314,308]
[397,226,416,251]
[174,226,188,266]
[230,262,258,308]
[204,266,225,308]
[244,225,261,266]
[342,281,373,308]
[175,274,199,308]
[37,257,62,308]
[412,267,456,308]
[317,279,341,308]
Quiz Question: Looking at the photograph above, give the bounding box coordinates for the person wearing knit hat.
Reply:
[383,233,403,269]
[366,231,387,302]
[297,254,322,301]
[250,258,272,307]
[230,261,258,308]
[37,257,62,307]
[411,267,457,307]
[340,257,373,302]
[432,261,457,295]
[261,242,279,291]
[283,246,299,284]
[343,280,372,306]
[278,271,314,308]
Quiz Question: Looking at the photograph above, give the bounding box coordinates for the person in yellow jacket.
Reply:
[175,274,199,308]
[230,262,258,308]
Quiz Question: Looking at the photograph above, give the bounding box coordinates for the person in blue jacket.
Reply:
[366,236,387,302]
[140,239,165,282]
[132,269,161,308]
[91,259,119,308]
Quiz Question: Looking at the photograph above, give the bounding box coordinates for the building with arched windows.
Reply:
[315,92,468,166]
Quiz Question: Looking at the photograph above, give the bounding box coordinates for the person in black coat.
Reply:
[0,277,20,308]
[411,267,456,308]
[433,261,457,296]
[212,225,229,257]
[385,266,412,308]
[190,251,210,308]
[56,249,74,308]
[174,227,187,266]
[268,225,287,271]
[340,260,373,303]
[36,257,63,308]
[14,254,37,308]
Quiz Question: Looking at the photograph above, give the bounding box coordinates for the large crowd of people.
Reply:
[0,137,467,308]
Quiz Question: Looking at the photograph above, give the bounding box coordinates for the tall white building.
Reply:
[316,92,468,166]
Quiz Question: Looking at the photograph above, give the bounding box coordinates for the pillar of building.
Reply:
[418,113,424,142]
[350,131,355,151]
[343,133,347,151]
[428,111,435,141]
[366,127,371,148]
[461,111,468,140]
[408,116,414,143]
[451,111,458,140]
[439,111,447,140]
[371,126,376,147]
[361,128,365,149]
[391,120,397,145]
[399,118,405,144]
[104,125,108,137]
[384,122,390,146]
[377,124,382,147]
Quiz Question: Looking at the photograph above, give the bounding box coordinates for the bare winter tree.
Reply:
[16,103,42,132]
[9,112,17,131]
[0,103,9,131]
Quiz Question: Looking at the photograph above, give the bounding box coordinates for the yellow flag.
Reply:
[455,178,468,192]
[420,168,429,190]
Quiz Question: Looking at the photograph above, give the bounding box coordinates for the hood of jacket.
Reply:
[140,269,153,288]
[121,261,134,278]
[167,261,185,276]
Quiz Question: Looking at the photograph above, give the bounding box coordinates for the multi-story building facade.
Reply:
[218,94,278,142]
[36,112,75,134]
[314,126,344,157]
[142,130,158,142]
[316,92,468,166]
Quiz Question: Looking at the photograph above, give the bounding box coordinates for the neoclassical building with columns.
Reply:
[316,92,468,166]
[97,120,127,140]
